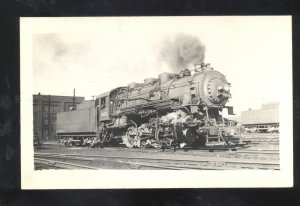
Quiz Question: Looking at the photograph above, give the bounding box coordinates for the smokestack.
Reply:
[160,34,206,72]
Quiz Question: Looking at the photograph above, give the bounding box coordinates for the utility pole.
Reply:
[73,88,75,109]
[41,95,44,140]
[48,94,50,140]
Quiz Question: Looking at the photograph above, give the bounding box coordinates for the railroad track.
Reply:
[34,154,185,170]
[34,157,100,170]
[34,152,280,170]
[241,136,279,144]
[101,147,280,160]
[243,139,279,143]
[236,149,279,154]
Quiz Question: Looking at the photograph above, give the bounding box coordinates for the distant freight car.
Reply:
[56,100,99,146]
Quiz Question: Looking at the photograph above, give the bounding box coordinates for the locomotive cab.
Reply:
[96,92,111,121]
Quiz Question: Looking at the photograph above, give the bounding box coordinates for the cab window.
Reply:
[100,97,106,109]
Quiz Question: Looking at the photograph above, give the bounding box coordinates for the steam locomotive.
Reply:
[57,63,242,149]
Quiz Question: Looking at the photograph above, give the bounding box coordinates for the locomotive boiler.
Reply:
[57,63,240,149]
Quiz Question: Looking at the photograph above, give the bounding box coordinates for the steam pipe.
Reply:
[129,120,137,129]
[170,106,191,115]
[106,118,115,127]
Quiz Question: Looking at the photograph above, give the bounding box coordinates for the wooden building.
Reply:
[241,102,279,130]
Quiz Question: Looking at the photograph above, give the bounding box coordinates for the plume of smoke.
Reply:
[160,34,206,72]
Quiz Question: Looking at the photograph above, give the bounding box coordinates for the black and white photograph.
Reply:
[20,16,293,189]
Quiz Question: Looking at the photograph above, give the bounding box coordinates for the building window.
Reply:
[51,105,58,113]
[43,105,49,112]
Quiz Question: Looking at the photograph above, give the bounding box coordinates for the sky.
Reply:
[31,16,292,116]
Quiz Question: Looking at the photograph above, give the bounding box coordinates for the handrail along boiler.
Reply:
[57,63,240,148]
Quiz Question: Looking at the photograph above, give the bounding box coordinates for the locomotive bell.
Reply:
[179,69,191,78]
[183,69,191,76]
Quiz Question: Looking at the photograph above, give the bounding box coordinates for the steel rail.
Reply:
[235,150,279,155]
[241,136,279,140]
[244,139,279,142]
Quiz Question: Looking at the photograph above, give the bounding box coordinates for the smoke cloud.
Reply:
[160,34,206,72]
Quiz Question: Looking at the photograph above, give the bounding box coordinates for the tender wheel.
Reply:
[66,138,73,147]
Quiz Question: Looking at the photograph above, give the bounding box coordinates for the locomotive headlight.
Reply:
[223,84,230,92]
